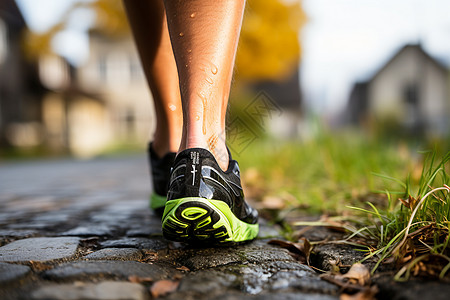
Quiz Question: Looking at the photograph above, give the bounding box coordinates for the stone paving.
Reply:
[0,155,339,300]
[1,155,450,299]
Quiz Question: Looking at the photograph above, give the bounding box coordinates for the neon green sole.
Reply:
[162,198,259,244]
[150,193,166,211]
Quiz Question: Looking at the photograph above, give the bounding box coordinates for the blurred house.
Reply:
[38,54,110,157]
[251,70,303,138]
[347,44,450,137]
[0,0,154,157]
[77,29,154,149]
[0,0,46,149]
[0,0,107,157]
[42,29,154,157]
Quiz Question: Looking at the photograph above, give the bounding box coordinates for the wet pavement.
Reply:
[0,155,338,300]
[1,155,450,299]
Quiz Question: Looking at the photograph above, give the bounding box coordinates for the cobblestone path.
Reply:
[0,155,338,300]
[1,155,450,300]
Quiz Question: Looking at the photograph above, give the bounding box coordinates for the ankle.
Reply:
[180,133,229,171]
[152,137,179,158]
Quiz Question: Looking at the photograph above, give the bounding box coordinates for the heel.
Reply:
[162,198,232,244]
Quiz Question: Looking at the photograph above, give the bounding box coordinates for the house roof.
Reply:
[367,44,448,84]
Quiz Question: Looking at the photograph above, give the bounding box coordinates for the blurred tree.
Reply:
[22,0,130,60]
[84,0,130,38]
[237,0,305,82]
[23,21,65,59]
[23,0,305,82]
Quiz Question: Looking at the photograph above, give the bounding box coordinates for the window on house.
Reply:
[403,83,419,106]
[403,83,421,129]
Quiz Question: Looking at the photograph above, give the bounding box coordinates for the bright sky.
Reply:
[16,0,94,65]
[15,0,450,115]
[302,0,450,114]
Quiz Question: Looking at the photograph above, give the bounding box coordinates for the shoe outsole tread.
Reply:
[162,197,259,245]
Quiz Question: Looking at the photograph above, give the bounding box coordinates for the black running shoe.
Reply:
[147,143,176,216]
[161,148,259,244]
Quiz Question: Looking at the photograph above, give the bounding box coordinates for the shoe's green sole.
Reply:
[150,193,166,211]
[162,198,259,244]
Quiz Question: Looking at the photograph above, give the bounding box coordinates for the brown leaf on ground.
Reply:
[321,274,365,292]
[150,279,180,298]
[176,266,190,272]
[340,285,378,300]
[261,195,286,209]
[128,275,153,283]
[320,263,371,294]
[329,259,342,274]
[339,263,370,286]
[139,250,158,263]
[268,238,312,264]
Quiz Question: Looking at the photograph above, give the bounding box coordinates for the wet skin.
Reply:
[124,0,246,170]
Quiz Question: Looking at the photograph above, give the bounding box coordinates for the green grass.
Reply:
[229,128,419,213]
[346,151,450,280]
[94,140,145,157]
[229,123,450,279]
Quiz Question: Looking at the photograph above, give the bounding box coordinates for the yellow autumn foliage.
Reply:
[87,0,130,38]
[237,0,305,81]
[23,0,305,81]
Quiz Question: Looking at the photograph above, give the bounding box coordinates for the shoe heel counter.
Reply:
[168,150,203,200]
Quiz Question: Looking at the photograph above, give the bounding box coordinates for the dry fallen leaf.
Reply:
[268,238,312,264]
[150,279,180,298]
[328,259,342,274]
[340,263,370,286]
[261,195,286,209]
[320,263,371,294]
[176,266,190,272]
[139,250,158,263]
[399,195,418,210]
[340,285,378,300]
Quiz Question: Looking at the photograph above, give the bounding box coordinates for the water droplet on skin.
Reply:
[190,13,196,18]
[197,93,208,135]
[169,104,176,111]
[195,115,200,121]
[187,49,192,53]
[179,32,184,37]
[211,65,218,75]
[205,77,213,84]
